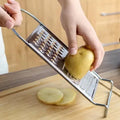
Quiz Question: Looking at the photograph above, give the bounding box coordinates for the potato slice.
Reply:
[56,88,77,105]
[37,87,63,104]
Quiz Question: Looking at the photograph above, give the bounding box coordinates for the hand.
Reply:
[0,0,22,29]
[58,0,104,70]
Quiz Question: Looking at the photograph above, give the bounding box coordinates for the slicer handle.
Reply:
[20,9,42,24]
[12,9,42,42]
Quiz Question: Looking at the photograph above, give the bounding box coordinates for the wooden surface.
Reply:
[0,49,120,120]
[0,74,120,120]
[0,0,27,72]
[87,0,120,51]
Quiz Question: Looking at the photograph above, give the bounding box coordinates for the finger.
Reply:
[90,47,105,71]
[7,0,15,4]
[79,29,105,70]
[4,2,22,26]
[0,7,14,28]
[4,2,20,14]
[90,54,99,71]
[65,25,78,55]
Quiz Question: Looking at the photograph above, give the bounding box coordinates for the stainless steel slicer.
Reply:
[12,9,113,117]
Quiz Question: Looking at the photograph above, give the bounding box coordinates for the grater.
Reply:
[12,9,113,117]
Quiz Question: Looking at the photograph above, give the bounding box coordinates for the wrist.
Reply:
[58,0,80,8]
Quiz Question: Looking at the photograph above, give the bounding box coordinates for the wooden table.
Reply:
[0,49,120,120]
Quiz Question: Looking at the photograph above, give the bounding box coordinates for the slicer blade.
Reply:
[25,25,99,101]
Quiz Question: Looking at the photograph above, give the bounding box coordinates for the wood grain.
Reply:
[0,74,120,120]
[1,0,27,72]
[87,0,120,51]
[0,48,120,119]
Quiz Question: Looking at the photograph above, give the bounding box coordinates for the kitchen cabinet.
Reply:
[86,0,120,51]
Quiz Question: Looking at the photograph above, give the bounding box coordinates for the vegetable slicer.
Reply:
[12,9,113,117]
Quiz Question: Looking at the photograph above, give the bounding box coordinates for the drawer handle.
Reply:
[103,41,120,47]
[101,12,120,16]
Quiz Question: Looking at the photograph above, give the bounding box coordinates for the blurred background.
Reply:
[0,0,120,73]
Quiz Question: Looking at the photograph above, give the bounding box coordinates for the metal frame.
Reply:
[12,9,113,117]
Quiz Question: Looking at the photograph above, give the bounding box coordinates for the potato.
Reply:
[37,87,63,104]
[56,88,77,106]
[64,46,94,79]
[37,87,77,106]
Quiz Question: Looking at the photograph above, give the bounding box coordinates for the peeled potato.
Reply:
[37,87,63,104]
[56,88,77,106]
[64,46,94,79]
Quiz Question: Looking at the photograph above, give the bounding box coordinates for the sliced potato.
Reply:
[56,88,77,106]
[37,87,63,104]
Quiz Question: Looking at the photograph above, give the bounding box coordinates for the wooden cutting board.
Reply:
[0,74,120,120]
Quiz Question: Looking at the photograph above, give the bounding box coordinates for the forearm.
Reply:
[58,0,96,36]
[58,0,84,15]
[58,0,80,7]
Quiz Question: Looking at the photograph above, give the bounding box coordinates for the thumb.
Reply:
[0,7,14,29]
[65,26,78,55]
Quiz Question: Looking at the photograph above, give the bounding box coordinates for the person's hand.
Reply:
[0,0,22,29]
[58,0,104,70]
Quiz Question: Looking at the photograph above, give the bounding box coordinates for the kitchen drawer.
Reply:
[87,0,120,51]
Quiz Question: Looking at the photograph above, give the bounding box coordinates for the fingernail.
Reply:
[6,21,14,29]
[9,0,15,2]
[70,48,77,55]
[90,68,94,71]
[8,0,15,3]
[90,66,95,71]
[4,3,10,6]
